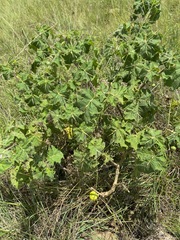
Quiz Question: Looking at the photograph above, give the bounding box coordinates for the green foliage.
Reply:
[0,0,179,188]
[131,0,161,23]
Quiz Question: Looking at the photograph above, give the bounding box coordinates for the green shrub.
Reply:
[0,0,179,188]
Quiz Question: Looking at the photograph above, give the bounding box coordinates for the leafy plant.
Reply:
[0,0,179,189]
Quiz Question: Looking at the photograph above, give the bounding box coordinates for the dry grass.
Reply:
[0,169,179,239]
[0,0,179,60]
[156,0,180,52]
[0,0,133,59]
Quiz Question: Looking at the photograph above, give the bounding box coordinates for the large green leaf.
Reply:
[137,149,167,172]
[47,146,64,165]
[111,120,128,148]
[126,132,141,150]
[76,89,104,122]
[124,102,139,121]
[0,158,12,174]
[107,83,125,106]
[88,138,105,158]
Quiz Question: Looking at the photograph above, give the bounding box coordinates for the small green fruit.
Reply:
[171,146,176,151]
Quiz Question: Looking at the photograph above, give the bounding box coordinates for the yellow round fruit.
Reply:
[89,190,99,201]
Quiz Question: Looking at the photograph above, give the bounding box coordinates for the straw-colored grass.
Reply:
[0,0,179,59]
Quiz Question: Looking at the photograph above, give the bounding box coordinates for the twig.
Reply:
[90,161,120,198]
